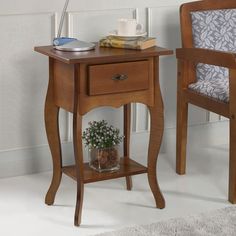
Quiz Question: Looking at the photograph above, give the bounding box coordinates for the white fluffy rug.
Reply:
[95,206,236,236]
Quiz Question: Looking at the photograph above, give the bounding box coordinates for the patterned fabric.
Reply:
[188,9,236,103]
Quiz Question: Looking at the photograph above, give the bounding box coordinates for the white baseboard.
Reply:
[0,121,229,179]
[0,142,74,179]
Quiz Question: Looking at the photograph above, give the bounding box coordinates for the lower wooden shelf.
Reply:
[62,158,147,184]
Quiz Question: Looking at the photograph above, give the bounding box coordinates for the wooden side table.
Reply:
[34,45,173,226]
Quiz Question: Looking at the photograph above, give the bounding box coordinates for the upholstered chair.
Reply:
[176,0,236,203]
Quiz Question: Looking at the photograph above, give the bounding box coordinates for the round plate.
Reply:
[108,31,147,40]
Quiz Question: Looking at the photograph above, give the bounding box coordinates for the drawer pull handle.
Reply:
[112,74,128,81]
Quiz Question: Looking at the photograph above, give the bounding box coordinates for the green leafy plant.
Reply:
[82,120,124,150]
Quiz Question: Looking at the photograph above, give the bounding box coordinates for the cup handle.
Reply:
[136,23,143,34]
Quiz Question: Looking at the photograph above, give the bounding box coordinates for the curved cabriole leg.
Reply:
[45,58,62,205]
[73,112,84,226]
[124,104,132,190]
[147,56,165,209]
[147,104,165,209]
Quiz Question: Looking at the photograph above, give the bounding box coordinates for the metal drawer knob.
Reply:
[112,74,128,81]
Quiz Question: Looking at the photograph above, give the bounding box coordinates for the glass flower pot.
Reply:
[89,146,120,172]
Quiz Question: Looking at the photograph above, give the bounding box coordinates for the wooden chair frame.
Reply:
[176,0,236,203]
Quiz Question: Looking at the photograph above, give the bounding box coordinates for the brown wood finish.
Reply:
[34,45,173,64]
[35,45,173,225]
[176,0,236,203]
[176,60,189,174]
[44,58,63,205]
[52,59,155,114]
[62,158,147,183]
[53,60,74,112]
[124,104,132,190]
[176,48,236,69]
[72,64,84,226]
[147,57,165,208]
[88,60,149,96]
[77,58,155,115]
[229,68,236,203]
[184,90,229,118]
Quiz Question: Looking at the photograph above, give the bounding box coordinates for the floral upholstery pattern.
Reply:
[188,9,236,103]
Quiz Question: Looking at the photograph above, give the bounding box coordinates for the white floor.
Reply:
[0,124,232,236]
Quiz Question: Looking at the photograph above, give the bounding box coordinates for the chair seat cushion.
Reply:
[188,77,229,103]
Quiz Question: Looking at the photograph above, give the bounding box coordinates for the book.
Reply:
[99,36,156,50]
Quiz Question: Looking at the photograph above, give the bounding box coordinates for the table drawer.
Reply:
[88,60,149,96]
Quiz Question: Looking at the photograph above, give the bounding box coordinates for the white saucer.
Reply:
[108,30,147,40]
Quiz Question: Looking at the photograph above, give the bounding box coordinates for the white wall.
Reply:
[0,0,228,178]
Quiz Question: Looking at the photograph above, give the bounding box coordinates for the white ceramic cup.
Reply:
[117,18,143,36]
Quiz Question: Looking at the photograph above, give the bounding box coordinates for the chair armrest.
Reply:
[176,48,236,69]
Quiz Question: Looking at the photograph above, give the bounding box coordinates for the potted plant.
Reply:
[82,120,124,172]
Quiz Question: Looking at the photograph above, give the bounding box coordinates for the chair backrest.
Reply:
[180,0,236,81]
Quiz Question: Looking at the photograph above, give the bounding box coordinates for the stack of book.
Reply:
[99,36,156,50]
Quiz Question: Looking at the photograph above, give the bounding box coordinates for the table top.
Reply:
[34,44,173,64]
